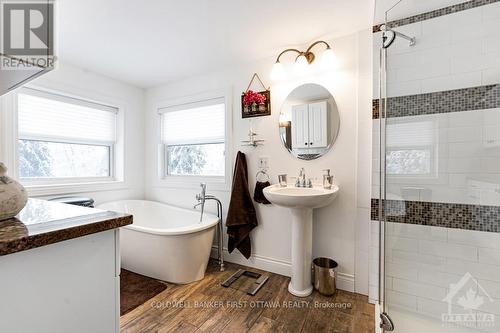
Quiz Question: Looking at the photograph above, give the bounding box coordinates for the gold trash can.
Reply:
[312,257,338,296]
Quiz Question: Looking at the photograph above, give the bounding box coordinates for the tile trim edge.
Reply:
[371,198,500,233]
[372,84,500,119]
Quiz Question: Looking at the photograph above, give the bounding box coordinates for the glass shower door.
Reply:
[376,1,500,332]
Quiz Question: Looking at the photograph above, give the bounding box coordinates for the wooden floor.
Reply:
[120,261,375,333]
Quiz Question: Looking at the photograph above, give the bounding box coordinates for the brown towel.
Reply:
[226,151,258,259]
[253,181,271,204]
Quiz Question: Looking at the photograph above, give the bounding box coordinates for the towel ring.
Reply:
[256,170,270,182]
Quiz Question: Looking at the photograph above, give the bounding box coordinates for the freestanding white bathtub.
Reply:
[97,200,219,284]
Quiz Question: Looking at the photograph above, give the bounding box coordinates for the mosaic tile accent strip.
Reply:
[373,0,500,33]
[371,198,500,233]
[372,84,500,119]
[372,99,379,119]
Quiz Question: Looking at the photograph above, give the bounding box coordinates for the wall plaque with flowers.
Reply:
[241,73,271,118]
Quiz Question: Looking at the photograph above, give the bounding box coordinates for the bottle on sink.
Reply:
[322,169,334,190]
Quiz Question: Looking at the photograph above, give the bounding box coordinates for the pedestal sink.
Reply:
[263,184,339,297]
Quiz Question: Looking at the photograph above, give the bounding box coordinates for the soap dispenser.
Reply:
[322,169,334,189]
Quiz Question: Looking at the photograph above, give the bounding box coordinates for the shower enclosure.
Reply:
[374,0,500,332]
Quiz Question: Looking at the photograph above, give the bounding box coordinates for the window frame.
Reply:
[5,85,127,196]
[155,89,232,191]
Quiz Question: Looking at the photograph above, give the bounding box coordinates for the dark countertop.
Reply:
[0,198,132,256]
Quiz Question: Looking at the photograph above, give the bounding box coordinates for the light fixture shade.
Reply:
[294,54,309,74]
[270,61,285,81]
[320,48,337,70]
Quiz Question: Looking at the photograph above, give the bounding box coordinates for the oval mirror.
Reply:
[279,83,340,160]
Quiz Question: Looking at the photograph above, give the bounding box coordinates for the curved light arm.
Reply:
[305,40,331,53]
[273,41,332,66]
[275,48,302,63]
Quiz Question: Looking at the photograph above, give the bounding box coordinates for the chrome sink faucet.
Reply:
[295,168,312,188]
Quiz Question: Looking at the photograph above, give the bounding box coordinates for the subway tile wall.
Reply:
[370,221,500,331]
[373,2,500,99]
[373,109,500,206]
[370,1,500,330]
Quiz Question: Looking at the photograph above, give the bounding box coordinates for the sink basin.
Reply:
[263,184,339,209]
[263,184,340,297]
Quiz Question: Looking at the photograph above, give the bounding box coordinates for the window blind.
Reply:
[160,98,225,145]
[387,120,435,147]
[18,89,117,144]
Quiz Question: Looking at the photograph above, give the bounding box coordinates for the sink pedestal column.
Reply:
[288,208,313,297]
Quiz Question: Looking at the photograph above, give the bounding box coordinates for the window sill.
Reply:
[24,180,128,197]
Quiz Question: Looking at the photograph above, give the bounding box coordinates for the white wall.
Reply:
[144,30,373,293]
[0,32,373,295]
[0,62,145,204]
[356,29,374,296]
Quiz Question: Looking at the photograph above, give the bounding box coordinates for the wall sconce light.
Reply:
[271,40,336,80]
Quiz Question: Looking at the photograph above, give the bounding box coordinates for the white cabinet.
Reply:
[308,101,328,148]
[291,101,328,149]
[291,104,309,148]
[0,230,121,333]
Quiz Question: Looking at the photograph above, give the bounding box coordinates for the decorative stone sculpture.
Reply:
[0,162,28,221]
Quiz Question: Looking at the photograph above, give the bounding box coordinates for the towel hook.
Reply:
[256,170,270,182]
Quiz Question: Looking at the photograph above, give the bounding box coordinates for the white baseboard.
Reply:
[210,246,291,276]
[210,246,355,293]
[337,273,355,293]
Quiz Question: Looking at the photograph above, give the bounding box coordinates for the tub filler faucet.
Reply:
[194,183,207,221]
[194,183,225,271]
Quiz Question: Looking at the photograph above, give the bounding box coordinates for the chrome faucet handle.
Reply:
[299,167,305,179]
[196,183,207,222]
[306,179,313,188]
[196,183,207,201]
[294,177,301,187]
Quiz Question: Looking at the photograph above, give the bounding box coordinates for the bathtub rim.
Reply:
[97,199,219,236]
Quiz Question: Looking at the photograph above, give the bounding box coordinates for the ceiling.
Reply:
[57,0,374,88]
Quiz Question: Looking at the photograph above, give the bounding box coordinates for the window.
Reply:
[160,98,225,177]
[385,120,437,176]
[386,148,432,175]
[17,88,118,182]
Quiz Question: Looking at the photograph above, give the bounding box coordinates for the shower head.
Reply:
[382,29,397,48]
[380,24,416,49]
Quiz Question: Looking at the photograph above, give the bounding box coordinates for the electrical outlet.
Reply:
[258,156,269,170]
